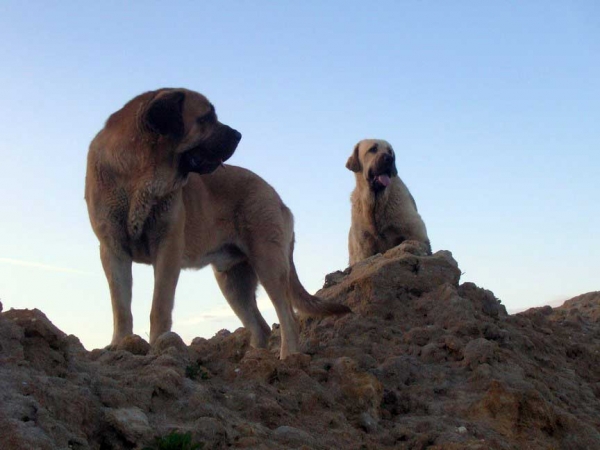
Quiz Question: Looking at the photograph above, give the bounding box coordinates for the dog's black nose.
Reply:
[233,129,242,142]
[383,153,393,163]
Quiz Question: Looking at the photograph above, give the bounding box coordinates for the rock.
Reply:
[329,357,383,419]
[116,334,150,355]
[462,338,499,370]
[3,308,66,347]
[236,347,280,383]
[0,251,599,449]
[323,268,351,288]
[316,246,462,316]
[2,308,70,377]
[151,331,189,362]
[555,291,600,323]
[459,282,508,318]
[272,425,317,447]
[193,416,230,448]
[358,412,378,433]
[105,407,152,444]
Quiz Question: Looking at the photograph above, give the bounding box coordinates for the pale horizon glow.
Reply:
[0,257,95,276]
[0,2,598,350]
[175,296,274,327]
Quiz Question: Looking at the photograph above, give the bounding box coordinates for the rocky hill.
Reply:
[1,242,599,449]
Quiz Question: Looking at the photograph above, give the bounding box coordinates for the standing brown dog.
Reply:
[346,139,431,265]
[85,88,349,359]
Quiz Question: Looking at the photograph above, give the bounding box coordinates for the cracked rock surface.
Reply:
[1,242,599,449]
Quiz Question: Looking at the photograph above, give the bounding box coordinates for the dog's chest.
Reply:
[127,233,155,264]
[379,228,405,250]
[127,210,175,264]
[372,209,407,251]
[360,226,404,253]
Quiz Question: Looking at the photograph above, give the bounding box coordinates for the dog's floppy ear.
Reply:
[345,143,362,172]
[143,90,185,137]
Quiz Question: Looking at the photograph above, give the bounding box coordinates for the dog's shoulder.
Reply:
[392,175,416,202]
[202,165,278,193]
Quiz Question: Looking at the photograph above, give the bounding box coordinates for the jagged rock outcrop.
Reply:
[0,243,598,449]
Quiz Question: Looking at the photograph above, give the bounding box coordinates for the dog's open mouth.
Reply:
[369,171,392,192]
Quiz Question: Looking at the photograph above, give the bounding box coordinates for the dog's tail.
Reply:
[288,236,352,317]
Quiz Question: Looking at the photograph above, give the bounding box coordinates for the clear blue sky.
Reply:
[1,1,598,350]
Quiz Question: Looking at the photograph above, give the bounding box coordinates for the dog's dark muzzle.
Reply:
[368,154,396,193]
[179,125,242,175]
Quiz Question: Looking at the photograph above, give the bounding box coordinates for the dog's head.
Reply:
[134,88,242,176]
[346,139,398,193]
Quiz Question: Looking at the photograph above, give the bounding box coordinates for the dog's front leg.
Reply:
[100,245,133,346]
[149,212,185,344]
[349,227,379,265]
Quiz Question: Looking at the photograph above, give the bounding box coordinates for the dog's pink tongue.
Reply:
[377,175,391,187]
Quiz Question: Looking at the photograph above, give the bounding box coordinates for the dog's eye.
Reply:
[196,112,216,125]
[368,146,378,154]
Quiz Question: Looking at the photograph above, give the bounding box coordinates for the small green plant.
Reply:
[143,430,204,450]
[185,362,211,381]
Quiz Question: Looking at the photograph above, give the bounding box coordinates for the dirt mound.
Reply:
[555,291,600,323]
[1,242,598,449]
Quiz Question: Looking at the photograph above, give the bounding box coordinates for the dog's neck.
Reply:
[103,139,186,241]
[126,175,185,240]
[352,174,397,231]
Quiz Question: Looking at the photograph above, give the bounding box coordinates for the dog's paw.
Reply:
[387,240,430,257]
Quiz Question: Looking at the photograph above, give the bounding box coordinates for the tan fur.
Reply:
[85,88,349,359]
[346,139,431,265]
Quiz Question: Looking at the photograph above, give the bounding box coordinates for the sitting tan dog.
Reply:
[346,139,431,265]
[85,88,349,359]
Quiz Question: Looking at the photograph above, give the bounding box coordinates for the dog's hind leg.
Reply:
[100,245,133,346]
[213,262,271,349]
[250,247,299,359]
